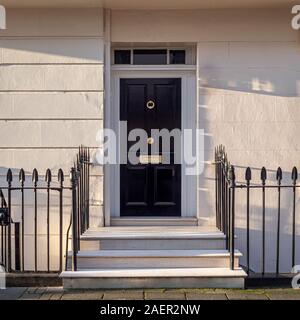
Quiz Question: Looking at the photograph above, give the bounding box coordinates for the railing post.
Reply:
[70,167,78,271]
[32,169,39,272]
[19,169,25,272]
[229,165,236,270]
[14,222,21,271]
[215,148,218,229]
[6,169,12,272]
[245,167,252,274]
[276,167,282,275]
[58,169,64,272]
[261,167,267,275]
[292,167,298,269]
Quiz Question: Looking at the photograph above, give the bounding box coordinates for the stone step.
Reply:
[61,267,247,289]
[79,226,227,250]
[67,249,241,270]
[110,217,198,226]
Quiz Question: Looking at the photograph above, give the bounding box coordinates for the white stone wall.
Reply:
[0,9,104,270]
[198,42,300,272]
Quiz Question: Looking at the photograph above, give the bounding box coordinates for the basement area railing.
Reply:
[0,146,91,273]
[215,145,300,276]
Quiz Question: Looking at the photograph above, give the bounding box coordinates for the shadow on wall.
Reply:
[236,226,300,274]
[0,166,72,272]
[235,181,300,273]
[199,66,300,97]
[0,38,103,63]
[198,42,300,265]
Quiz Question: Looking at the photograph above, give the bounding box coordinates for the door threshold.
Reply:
[110,217,198,227]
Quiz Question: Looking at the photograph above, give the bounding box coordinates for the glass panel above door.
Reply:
[114,50,131,64]
[133,49,167,65]
[169,50,186,64]
[112,47,194,65]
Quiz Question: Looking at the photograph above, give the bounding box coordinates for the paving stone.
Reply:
[19,293,41,300]
[267,293,300,300]
[145,291,185,300]
[82,291,105,300]
[50,293,63,300]
[0,287,27,300]
[186,293,227,300]
[264,288,298,294]
[40,293,53,300]
[226,293,269,300]
[184,289,217,294]
[61,292,88,300]
[35,287,47,294]
[103,290,144,300]
[61,291,104,300]
[46,286,64,293]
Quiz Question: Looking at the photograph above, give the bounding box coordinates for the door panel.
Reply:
[120,78,181,217]
[153,166,176,206]
[123,166,148,206]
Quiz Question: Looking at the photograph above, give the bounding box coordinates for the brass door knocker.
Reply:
[146,100,155,109]
[147,137,154,145]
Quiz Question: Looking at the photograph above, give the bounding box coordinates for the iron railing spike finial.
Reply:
[261,167,267,183]
[6,168,13,183]
[58,168,64,182]
[19,168,25,182]
[32,168,39,183]
[276,167,283,182]
[245,167,252,182]
[45,168,52,184]
[292,167,298,183]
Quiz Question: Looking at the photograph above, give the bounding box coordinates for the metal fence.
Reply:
[0,146,91,273]
[215,145,299,275]
[67,146,91,271]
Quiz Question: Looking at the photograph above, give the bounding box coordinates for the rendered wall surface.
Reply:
[0,9,104,270]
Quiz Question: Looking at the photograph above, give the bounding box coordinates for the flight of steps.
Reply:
[60,226,247,289]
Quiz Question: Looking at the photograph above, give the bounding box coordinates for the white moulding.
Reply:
[0,5,6,29]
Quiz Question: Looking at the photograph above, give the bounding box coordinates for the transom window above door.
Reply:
[112,46,196,65]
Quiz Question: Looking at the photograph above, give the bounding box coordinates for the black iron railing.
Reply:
[66,146,91,271]
[0,146,91,273]
[215,145,300,276]
[215,146,235,269]
[0,168,66,273]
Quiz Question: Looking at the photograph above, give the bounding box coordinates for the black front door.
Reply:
[120,78,181,217]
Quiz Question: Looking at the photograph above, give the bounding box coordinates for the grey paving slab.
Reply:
[0,287,27,300]
[46,286,64,293]
[145,291,185,300]
[267,293,300,300]
[103,290,144,300]
[226,292,269,300]
[19,293,42,300]
[26,287,38,293]
[186,293,227,300]
[2,286,300,301]
[35,287,47,294]
[39,293,53,300]
[61,291,104,300]
[49,293,63,300]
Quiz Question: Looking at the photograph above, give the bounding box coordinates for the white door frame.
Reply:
[106,65,197,224]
